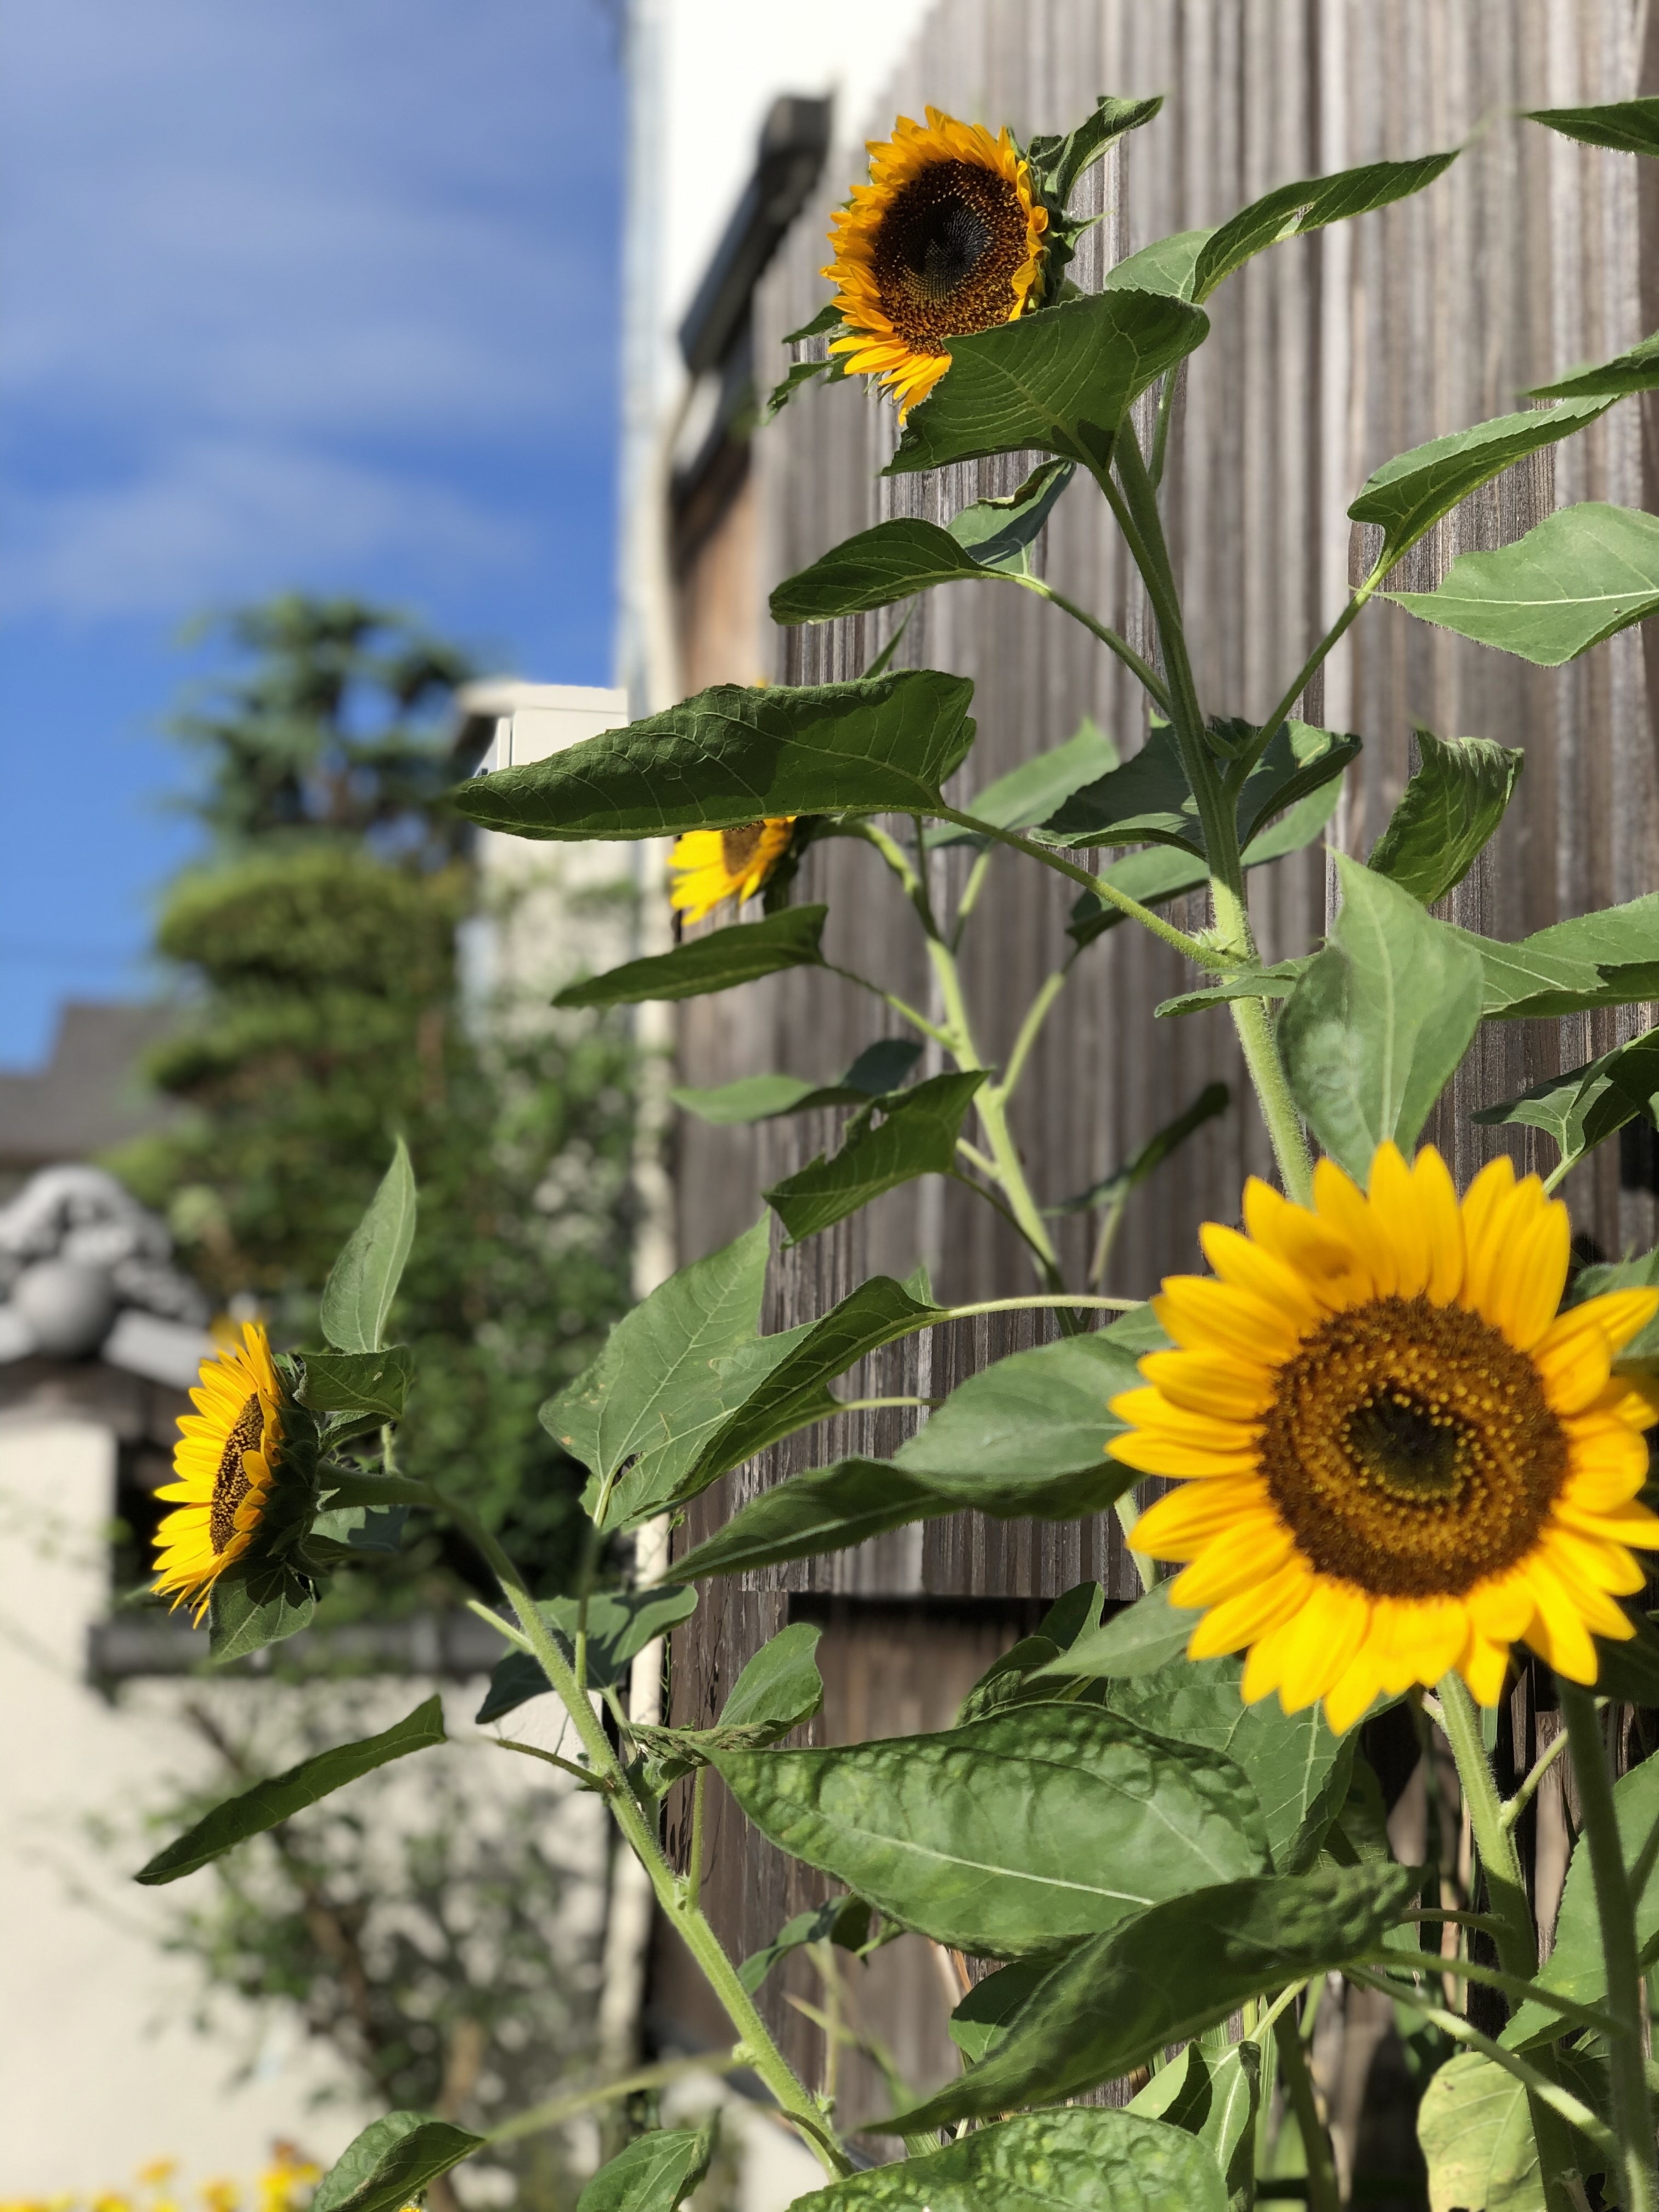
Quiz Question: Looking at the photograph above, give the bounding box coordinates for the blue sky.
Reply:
[0,0,623,1064]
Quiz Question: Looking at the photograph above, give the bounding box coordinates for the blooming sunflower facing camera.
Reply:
[825,106,1049,415]
[153,1320,290,1620]
[668,819,795,924]
[1111,1143,1659,1732]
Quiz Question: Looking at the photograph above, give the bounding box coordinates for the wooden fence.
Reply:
[658,0,1659,2147]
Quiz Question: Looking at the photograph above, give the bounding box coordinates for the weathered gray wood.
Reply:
[663,0,1659,2114]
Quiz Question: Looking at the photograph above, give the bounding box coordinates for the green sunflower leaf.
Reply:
[1103,152,1457,307]
[929,715,1118,849]
[555,906,828,1009]
[320,1136,416,1357]
[765,1070,988,1244]
[544,1218,805,1527]
[671,1037,921,1124]
[1387,501,1659,667]
[1530,329,1659,400]
[1365,727,1525,902]
[1463,893,1659,1018]
[1348,398,1610,575]
[1415,2053,1544,2212]
[1128,2038,1262,2209]
[892,1305,1161,1508]
[1045,718,1355,854]
[136,1695,445,1884]
[1472,1026,1659,1175]
[787,2109,1227,2212]
[882,1863,1419,2130]
[1029,93,1165,211]
[885,287,1209,477]
[297,1345,413,1420]
[738,1891,874,1997]
[475,1586,698,1725]
[1097,1650,1353,1874]
[769,460,1074,624]
[713,1703,1271,1959]
[1280,854,1486,1179]
[575,2129,712,2212]
[666,1273,946,1508]
[1504,1748,1659,2049]
[1040,1581,1204,1683]
[452,670,977,840]
[1189,150,1458,301]
[311,2113,485,2212]
[1066,777,1343,949]
[635,1622,826,1786]
[669,1457,947,1581]
[1527,98,1659,157]
[206,1562,315,1663]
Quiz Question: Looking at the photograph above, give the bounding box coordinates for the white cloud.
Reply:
[0,0,620,619]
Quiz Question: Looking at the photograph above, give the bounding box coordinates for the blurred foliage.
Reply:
[110,595,637,1602]
[130,1694,600,2212]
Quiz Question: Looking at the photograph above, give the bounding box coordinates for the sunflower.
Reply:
[1110,1144,1659,1731]
[824,106,1049,416]
[153,1321,288,1621]
[668,819,795,924]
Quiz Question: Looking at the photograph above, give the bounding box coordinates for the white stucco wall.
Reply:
[0,1412,609,2202]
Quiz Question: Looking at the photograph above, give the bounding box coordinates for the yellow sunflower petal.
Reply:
[1519,1559,1601,1682]
[1275,1582,1372,1712]
[1459,1634,1512,1707]
[1459,1154,1520,1318]
[1367,1141,1430,1297]
[1198,1222,1325,1332]
[1152,1275,1303,1364]
[1136,1349,1276,1421]
[1491,1195,1572,1352]
[1170,1521,1299,1606]
[1413,1147,1466,1305]
[1324,1646,1388,1733]
[1244,1177,1375,1308]
[1185,1560,1313,1658]
[1312,1154,1399,1297]
[1132,1477,1276,1557]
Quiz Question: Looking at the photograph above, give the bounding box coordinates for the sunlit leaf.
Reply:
[320,1137,416,1356]
[1388,502,1659,666]
[556,906,828,1009]
[765,1071,988,1244]
[788,2109,1227,2212]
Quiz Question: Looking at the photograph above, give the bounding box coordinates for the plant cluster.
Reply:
[128,93,1659,2212]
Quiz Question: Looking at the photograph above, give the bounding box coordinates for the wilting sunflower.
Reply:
[153,1320,288,1620]
[668,819,795,924]
[1111,1144,1659,1731]
[824,106,1049,415]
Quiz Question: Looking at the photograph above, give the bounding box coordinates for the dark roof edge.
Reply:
[678,93,833,376]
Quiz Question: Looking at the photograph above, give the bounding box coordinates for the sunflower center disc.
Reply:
[210,1392,264,1554]
[1258,1294,1568,1597]
[872,160,1031,352]
[721,823,765,874]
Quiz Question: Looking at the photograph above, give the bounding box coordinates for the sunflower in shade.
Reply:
[1110,1143,1659,1732]
[153,1321,308,1621]
[823,107,1049,416]
[668,819,797,924]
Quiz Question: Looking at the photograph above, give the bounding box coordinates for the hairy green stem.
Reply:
[1229,559,1387,789]
[1560,1681,1658,2212]
[1273,2006,1341,2212]
[1347,1968,1618,2169]
[419,1481,848,2176]
[1011,572,1173,714]
[1231,993,1314,1207]
[1438,1671,1585,2212]
[930,806,1226,966]
[1502,1724,1575,1832]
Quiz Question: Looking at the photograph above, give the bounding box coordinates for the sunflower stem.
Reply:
[1438,1670,1587,2212]
[1009,573,1173,714]
[1272,2004,1341,2212]
[1559,1680,1659,2212]
[416,1481,849,2179]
